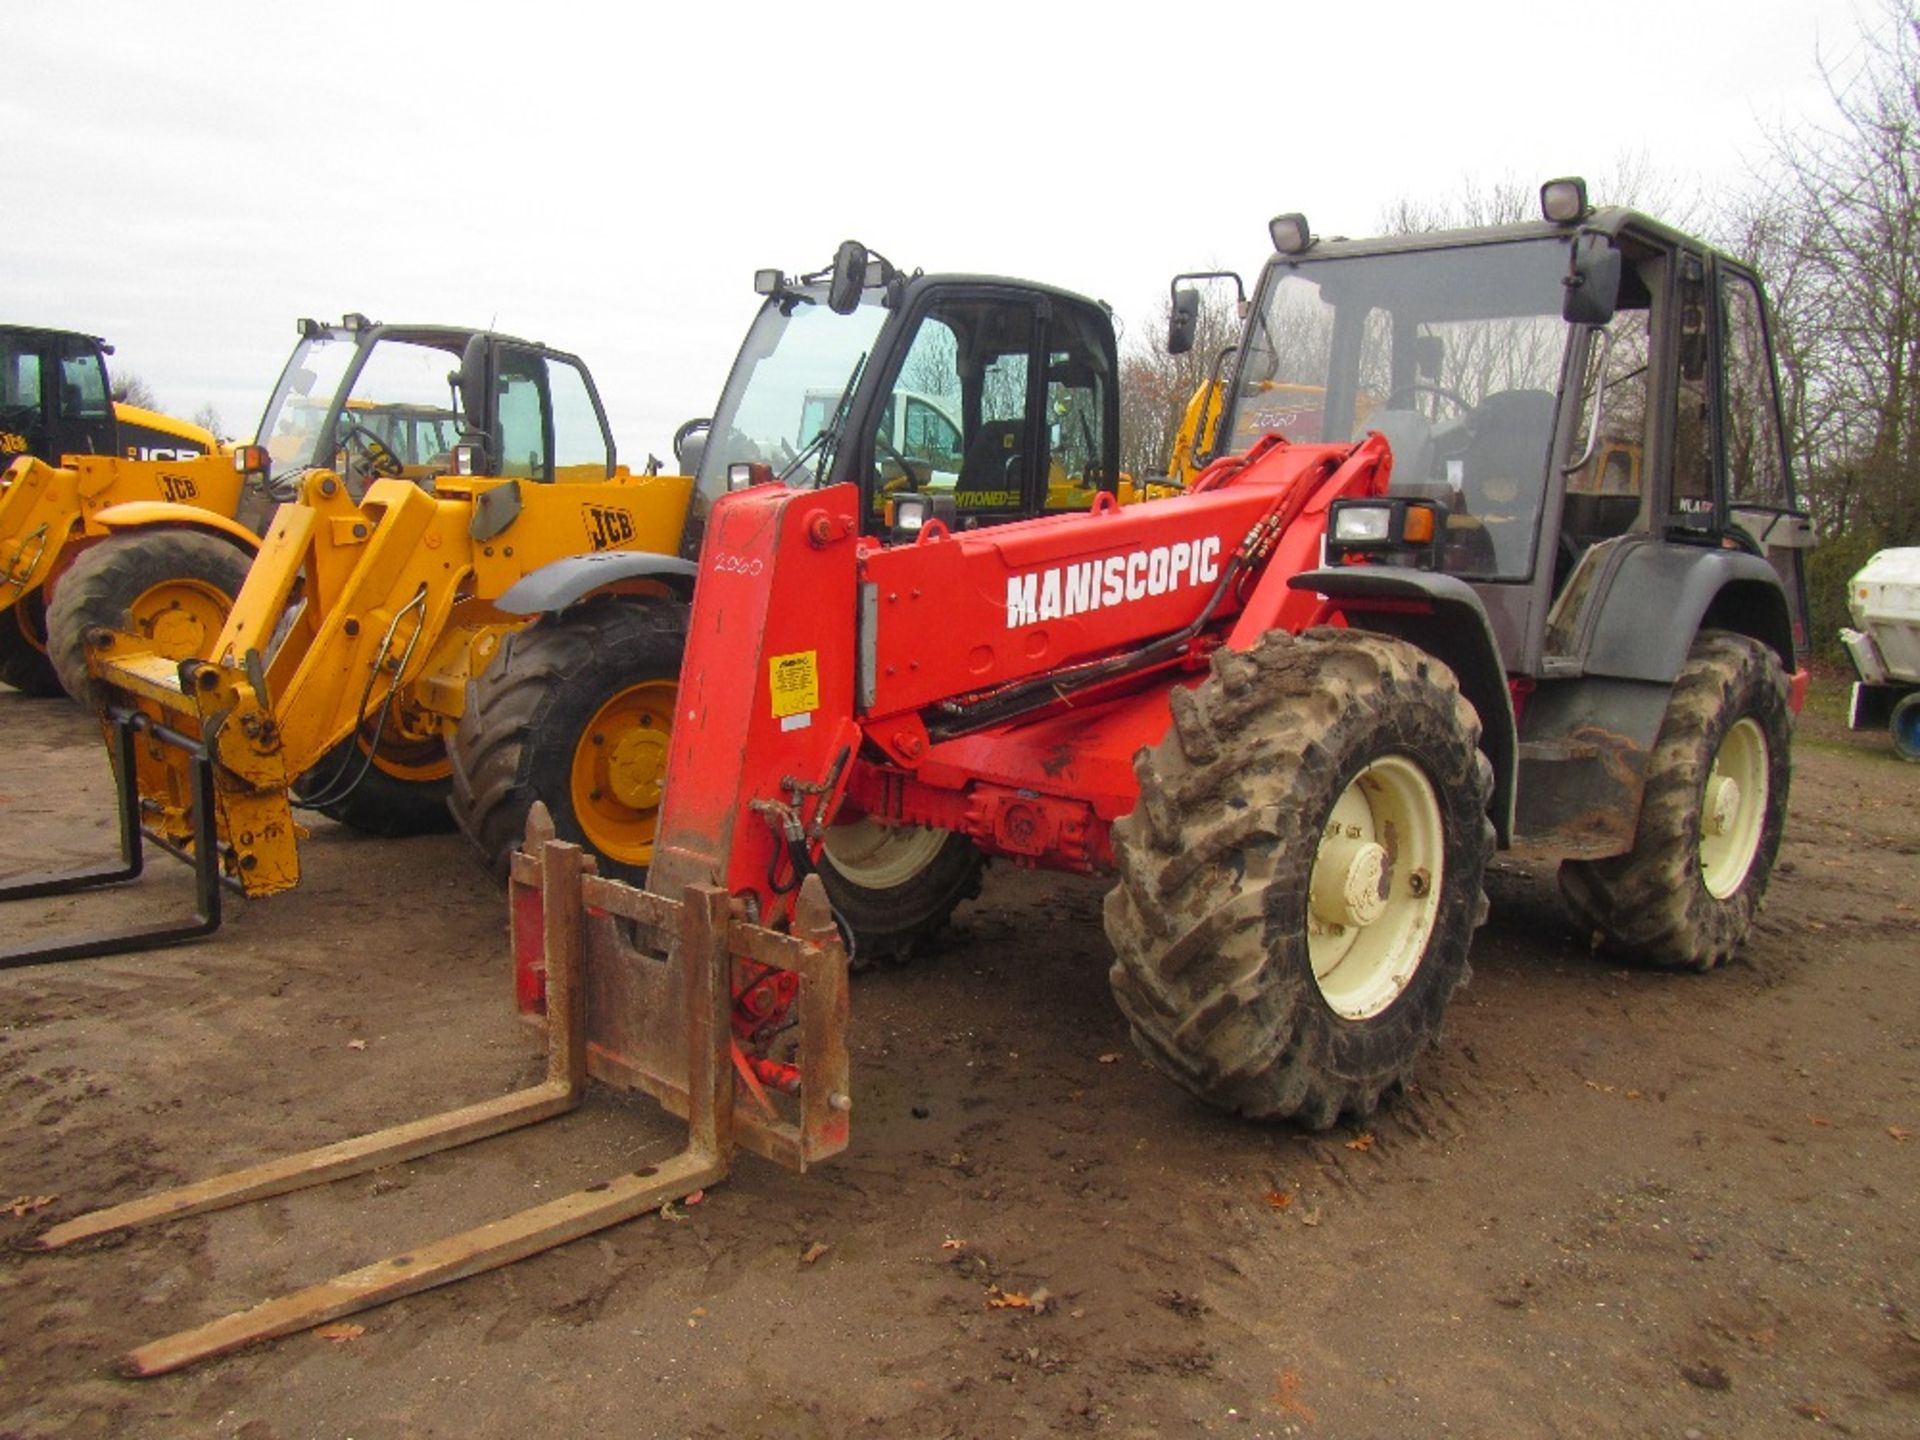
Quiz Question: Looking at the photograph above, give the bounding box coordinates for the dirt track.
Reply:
[1,683,1916,1439]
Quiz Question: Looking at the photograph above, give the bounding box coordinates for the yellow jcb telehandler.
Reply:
[0,315,695,965]
[1,324,249,699]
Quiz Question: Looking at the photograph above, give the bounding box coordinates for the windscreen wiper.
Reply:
[777,351,868,486]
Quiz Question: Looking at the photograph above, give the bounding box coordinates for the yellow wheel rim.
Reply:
[127,578,231,664]
[1307,755,1444,1020]
[569,680,676,866]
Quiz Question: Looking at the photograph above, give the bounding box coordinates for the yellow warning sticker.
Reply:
[769,650,819,720]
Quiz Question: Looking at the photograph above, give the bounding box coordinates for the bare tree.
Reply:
[1753,0,1920,551]
[110,372,160,410]
[191,403,227,443]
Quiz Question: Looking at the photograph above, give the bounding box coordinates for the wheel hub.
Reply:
[1311,836,1392,929]
[605,725,667,810]
[1705,775,1741,836]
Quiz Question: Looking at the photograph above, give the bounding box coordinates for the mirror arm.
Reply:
[1560,328,1617,476]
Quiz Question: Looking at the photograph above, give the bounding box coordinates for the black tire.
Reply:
[1558,630,1791,971]
[1891,691,1920,763]
[818,823,985,969]
[1106,628,1493,1128]
[449,598,687,882]
[45,529,253,706]
[291,727,457,837]
[0,595,63,697]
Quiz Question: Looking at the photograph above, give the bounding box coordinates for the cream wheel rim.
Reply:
[1700,717,1767,899]
[1308,755,1444,1020]
[822,817,947,890]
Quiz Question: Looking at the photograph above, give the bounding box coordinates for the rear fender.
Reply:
[86,501,263,553]
[1586,544,1794,680]
[494,552,698,615]
[1287,566,1517,846]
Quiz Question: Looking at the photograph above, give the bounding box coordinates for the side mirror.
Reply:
[1563,231,1622,325]
[453,334,490,432]
[828,241,869,315]
[1168,287,1200,356]
[451,334,494,474]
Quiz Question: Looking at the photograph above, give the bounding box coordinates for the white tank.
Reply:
[1845,547,1920,684]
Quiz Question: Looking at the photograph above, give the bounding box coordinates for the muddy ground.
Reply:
[0,680,1915,1440]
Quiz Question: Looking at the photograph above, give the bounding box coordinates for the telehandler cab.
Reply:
[33,187,1812,1370]
[0,316,694,965]
[1,324,235,698]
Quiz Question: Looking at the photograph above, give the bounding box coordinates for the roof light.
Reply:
[1540,177,1588,224]
[754,269,783,296]
[1268,213,1312,255]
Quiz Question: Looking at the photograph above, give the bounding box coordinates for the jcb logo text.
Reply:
[583,504,636,551]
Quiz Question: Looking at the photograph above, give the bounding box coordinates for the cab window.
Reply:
[1,338,43,413]
[495,349,549,480]
[548,356,611,480]
[58,341,110,419]
[1041,305,1115,511]
[1720,270,1789,509]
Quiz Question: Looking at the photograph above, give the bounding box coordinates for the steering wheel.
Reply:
[338,422,404,479]
[1386,381,1474,418]
[874,432,925,494]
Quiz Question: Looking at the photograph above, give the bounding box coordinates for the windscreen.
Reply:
[256,333,465,487]
[1225,237,1574,580]
[694,286,891,506]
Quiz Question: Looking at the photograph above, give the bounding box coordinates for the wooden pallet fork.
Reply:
[30,816,851,1377]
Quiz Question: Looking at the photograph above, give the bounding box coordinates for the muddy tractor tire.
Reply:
[0,595,63,697]
[1558,630,1791,971]
[449,598,687,883]
[45,530,253,706]
[1106,628,1493,1128]
[819,821,986,969]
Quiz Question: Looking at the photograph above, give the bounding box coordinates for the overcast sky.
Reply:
[4,0,1860,460]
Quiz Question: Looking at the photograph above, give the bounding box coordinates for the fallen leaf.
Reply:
[800,1242,831,1265]
[346,1038,367,1051]
[1792,1401,1828,1421]
[314,1323,364,1343]
[1265,1189,1296,1211]
[1583,1080,1615,1093]
[941,1236,967,1250]
[1809,1116,1832,1128]
[1097,1053,1122,1065]
[1625,1089,1645,1100]
[1345,1134,1374,1153]
[1272,1369,1317,1422]
[1298,1207,1323,1227]
[986,1286,1032,1310]
[1028,1287,1052,1314]
[8,1195,56,1218]
[1807,920,1828,930]
[684,1189,705,1205]
[658,1200,686,1222]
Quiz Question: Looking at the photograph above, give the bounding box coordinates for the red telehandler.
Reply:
[34,183,1811,1372]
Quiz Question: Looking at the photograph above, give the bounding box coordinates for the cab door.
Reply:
[843,285,1118,534]
[47,333,117,460]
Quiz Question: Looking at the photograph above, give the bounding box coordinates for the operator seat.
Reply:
[1452,388,1555,575]
[953,419,1024,513]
